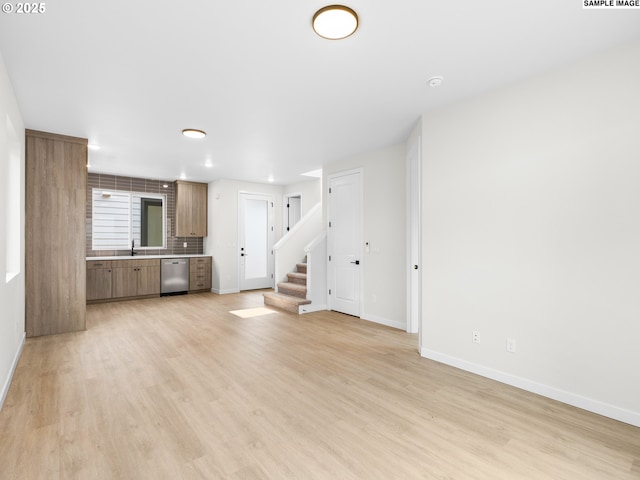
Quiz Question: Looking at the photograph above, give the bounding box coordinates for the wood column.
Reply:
[25,129,87,337]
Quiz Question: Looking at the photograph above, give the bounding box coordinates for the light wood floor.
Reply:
[1,292,638,479]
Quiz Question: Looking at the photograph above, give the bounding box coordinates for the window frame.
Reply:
[91,188,167,251]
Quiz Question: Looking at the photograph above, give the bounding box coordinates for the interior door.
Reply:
[287,195,301,232]
[328,170,362,317]
[239,193,274,290]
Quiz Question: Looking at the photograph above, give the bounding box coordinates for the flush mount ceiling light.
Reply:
[182,129,206,139]
[313,5,358,40]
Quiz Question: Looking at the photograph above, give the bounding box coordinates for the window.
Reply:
[92,188,166,250]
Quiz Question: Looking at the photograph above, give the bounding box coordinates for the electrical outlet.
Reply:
[472,331,480,344]
[507,338,517,353]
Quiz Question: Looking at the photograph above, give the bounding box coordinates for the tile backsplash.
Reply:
[86,173,204,257]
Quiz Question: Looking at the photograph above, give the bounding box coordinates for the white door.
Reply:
[328,170,362,317]
[407,138,421,336]
[239,193,274,290]
[285,195,301,233]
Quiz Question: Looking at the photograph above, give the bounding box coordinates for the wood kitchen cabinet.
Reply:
[26,130,87,337]
[112,259,160,298]
[87,258,160,302]
[189,256,212,292]
[175,180,208,237]
[86,261,113,301]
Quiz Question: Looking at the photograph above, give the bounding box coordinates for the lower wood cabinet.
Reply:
[112,259,160,298]
[189,256,212,291]
[88,256,212,302]
[87,258,160,302]
[137,264,161,296]
[87,261,113,301]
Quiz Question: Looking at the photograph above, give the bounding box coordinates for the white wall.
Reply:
[206,179,284,294]
[325,144,407,329]
[0,51,25,410]
[420,41,640,426]
[283,178,321,216]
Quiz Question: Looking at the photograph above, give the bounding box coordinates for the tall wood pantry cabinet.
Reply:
[174,180,208,237]
[25,130,87,337]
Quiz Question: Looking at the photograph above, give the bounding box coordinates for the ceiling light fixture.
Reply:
[182,129,206,139]
[312,5,358,40]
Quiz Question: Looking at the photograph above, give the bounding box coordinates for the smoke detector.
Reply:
[427,76,444,87]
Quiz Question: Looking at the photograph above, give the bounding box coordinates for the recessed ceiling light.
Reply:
[88,144,101,150]
[182,129,206,139]
[179,173,187,180]
[204,160,213,168]
[427,76,444,87]
[313,5,358,40]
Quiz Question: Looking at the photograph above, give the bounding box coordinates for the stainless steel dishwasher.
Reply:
[161,258,189,295]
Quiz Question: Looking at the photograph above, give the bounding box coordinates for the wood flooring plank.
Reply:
[1,291,638,479]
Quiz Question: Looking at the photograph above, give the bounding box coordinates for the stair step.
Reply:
[287,272,307,285]
[277,282,307,298]
[263,292,311,314]
[296,263,307,274]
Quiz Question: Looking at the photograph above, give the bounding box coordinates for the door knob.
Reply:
[350,260,360,265]
[414,265,418,270]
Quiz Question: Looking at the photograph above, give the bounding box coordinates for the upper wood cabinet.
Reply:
[26,130,87,337]
[175,180,208,237]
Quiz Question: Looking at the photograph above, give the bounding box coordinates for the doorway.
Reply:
[327,169,362,317]
[238,192,274,290]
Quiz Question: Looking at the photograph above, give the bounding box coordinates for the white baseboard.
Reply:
[361,312,406,331]
[1,333,25,412]
[421,348,640,428]
[299,304,327,314]
[212,288,240,295]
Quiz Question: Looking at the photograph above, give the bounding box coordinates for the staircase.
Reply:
[263,262,311,314]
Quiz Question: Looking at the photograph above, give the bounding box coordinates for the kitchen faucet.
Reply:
[131,239,138,256]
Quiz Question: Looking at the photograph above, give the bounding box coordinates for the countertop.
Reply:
[87,254,211,261]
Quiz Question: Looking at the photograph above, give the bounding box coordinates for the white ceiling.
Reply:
[1,1,639,185]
